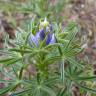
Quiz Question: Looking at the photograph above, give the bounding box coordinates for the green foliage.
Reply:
[0,19,96,96]
[0,0,69,21]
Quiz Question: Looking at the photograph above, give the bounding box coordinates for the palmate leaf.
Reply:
[63,22,78,50]
[0,85,14,95]
[12,78,57,96]
[76,82,96,94]
[67,66,96,81]
[57,88,66,96]
[11,85,56,96]
[44,76,59,86]
[40,85,56,96]
[64,47,83,57]
[67,57,84,69]
[64,22,78,39]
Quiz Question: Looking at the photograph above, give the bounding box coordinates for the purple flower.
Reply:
[28,28,56,48]
[28,18,56,47]
[28,33,39,47]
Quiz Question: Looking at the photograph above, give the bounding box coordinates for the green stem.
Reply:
[36,52,49,84]
[60,59,65,83]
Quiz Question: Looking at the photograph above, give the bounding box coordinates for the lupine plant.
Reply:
[0,18,96,96]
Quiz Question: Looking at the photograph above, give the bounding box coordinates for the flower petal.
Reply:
[39,28,45,40]
[28,33,38,47]
[36,31,40,39]
[50,25,53,31]
[49,34,56,44]
[46,27,50,33]
[46,33,52,45]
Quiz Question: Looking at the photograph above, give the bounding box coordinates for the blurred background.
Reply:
[0,0,96,74]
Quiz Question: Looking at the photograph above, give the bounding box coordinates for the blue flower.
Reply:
[28,33,39,47]
[28,19,56,48]
[46,33,55,45]
[28,28,56,47]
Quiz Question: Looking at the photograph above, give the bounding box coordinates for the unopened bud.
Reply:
[40,18,49,28]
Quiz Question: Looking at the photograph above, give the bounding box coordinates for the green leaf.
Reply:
[57,88,66,96]
[0,85,14,95]
[43,55,62,64]
[76,82,96,94]
[41,85,56,96]
[64,48,83,57]
[0,79,15,84]
[58,39,69,44]
[0,58,13,63]
[67,57,84,69]
[9,48,32,53]
[44,43,61,51]
[64,22,78,49]
[58,32,68,39]
[0,58,21,65]
[44,76,59,86]
[75,76,96,81]
[11,88,32,96]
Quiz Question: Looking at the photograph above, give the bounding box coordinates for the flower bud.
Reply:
[40,18,49,28]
